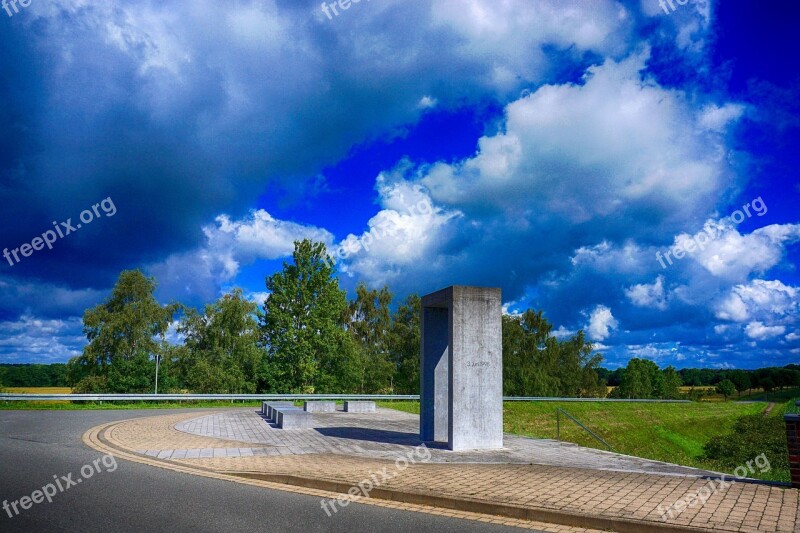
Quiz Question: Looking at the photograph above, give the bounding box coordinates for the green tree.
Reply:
[715,378,736,400]
[259,240,353,393]
[67,270,179,393]
[502,311,558,396]
[729,370,751,397]
[502,310,604,397]
[612,358,663,399]
[176,288,262,393]
[347,283,395,393]
[679,368,702,387]
[561,330,606,398]
[776,368,800,389]
[389,294,421,394]
[759,377,775,393]
[660,366,683,399]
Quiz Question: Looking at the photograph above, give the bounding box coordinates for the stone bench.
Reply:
[264,402,293,421]
[275,407,313,429]
[304,401,336,413]
[263,401,294,422]
[344,401,376,413]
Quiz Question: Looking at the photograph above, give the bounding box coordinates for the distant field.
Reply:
[736,387,800,402]
[605,385,727,401]
[2,387,73,403]
[378,400,782,479]
[4,387,72,394]
[606,386,718,392]
[605,385,798,403]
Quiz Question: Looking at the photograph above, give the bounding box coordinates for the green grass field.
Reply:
[378,400,791,480]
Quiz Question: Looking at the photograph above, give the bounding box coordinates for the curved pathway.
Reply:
[85,407,800,532]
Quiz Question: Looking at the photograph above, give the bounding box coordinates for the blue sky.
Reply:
[0,0,797,369]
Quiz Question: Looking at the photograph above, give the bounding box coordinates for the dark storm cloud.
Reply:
[0,0,629,315]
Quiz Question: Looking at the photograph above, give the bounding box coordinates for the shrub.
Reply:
[702,414,788,473]
[72,375,109,394]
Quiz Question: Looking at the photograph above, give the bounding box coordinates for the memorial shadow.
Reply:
[315,427,449,448]
[256,412,279,428]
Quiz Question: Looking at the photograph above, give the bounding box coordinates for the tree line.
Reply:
[43,239,799,398]
[0,364,68,388]
[63,240,605,396]
[600,364,800,398]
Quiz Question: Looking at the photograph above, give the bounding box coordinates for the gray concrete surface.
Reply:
[305,401,336,413]
[343,401,375,413]
[173,408,720,477]
[277,408,313,429]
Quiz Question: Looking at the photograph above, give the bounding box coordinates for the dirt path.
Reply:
[763,402,776,416]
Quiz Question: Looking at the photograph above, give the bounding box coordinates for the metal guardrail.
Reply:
[0,394,419,401]
[0,393,692,402]
[503,397,690,403]
[556,407,615,451]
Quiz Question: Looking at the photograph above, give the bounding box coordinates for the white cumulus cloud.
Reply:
[680,222,800,280]
[586,305,619,341]
[715,279,799,323]
[150,210,333,302]
[625,275,668,310]
[745,322,786,341]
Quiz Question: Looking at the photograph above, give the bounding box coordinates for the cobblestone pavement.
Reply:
[91,408,800,532]
[169,407,719,476]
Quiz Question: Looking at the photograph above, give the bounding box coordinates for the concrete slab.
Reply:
[304,401,336,413]
[277,409,313,429]
[344,401,375,413]
[265,402,295,422]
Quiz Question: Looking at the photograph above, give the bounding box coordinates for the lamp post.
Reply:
[154,354,160,395]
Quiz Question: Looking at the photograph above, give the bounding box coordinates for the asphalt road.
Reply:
[0,409,536,532]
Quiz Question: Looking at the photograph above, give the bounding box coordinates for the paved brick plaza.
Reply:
[87,407,800,532]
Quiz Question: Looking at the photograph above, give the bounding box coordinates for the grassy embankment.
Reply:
[378,399,793,482]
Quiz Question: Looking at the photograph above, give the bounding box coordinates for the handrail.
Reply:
[0,393,418,401]
[556,407,615,452]
[504,397,689,403]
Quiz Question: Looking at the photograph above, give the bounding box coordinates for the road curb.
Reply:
[229,471,714,533]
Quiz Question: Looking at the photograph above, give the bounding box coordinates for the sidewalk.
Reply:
[84,409,800,532]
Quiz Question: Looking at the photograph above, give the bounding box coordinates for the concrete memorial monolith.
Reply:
[420,286,503,451]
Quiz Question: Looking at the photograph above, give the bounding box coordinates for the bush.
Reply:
[72,375,109,394]
[683,388,709,401]
[702,414,788,474]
